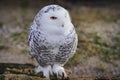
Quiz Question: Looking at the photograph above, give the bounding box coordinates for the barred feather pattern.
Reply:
[29,25,77,67]
[28,5,78,67]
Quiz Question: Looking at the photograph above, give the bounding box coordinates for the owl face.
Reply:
[39,5,71,27]
[35,5,73,35]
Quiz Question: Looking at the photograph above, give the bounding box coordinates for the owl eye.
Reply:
[50,16,57,20]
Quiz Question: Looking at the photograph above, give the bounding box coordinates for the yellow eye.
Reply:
[50,16,57,20]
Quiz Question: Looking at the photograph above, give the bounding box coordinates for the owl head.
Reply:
[34,5,73,35]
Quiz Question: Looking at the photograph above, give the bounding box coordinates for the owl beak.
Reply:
[61,22,64,27]
[61,24,64,27]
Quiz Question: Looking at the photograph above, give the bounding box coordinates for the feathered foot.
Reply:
[34,65,52,79]
[52,64,68,80]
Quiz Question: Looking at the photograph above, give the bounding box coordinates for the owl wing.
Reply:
[55,29,78,64]
[29,27,47,58]
[69,32,78,58]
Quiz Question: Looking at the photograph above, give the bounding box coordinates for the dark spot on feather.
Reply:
[44,6,60,13]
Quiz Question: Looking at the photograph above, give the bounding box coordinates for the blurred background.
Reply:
[0,0,120,79]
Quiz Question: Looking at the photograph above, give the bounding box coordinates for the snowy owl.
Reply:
[29,4,78,79]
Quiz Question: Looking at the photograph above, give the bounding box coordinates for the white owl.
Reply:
[29,4,78,79]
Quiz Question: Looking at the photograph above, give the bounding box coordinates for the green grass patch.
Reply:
[21,48,29,54]
[0,40,9,50]
[67,31,120,65]
[99,13,120,22]
[11,31,28,44]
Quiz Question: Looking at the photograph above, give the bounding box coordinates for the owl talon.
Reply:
[62,72,69,80]
[53,72,58,80]
[52,64,68,80]
[62,72,65,80]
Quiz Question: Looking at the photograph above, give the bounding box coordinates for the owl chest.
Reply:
[33,32,73,54]
[45,36,73,54]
